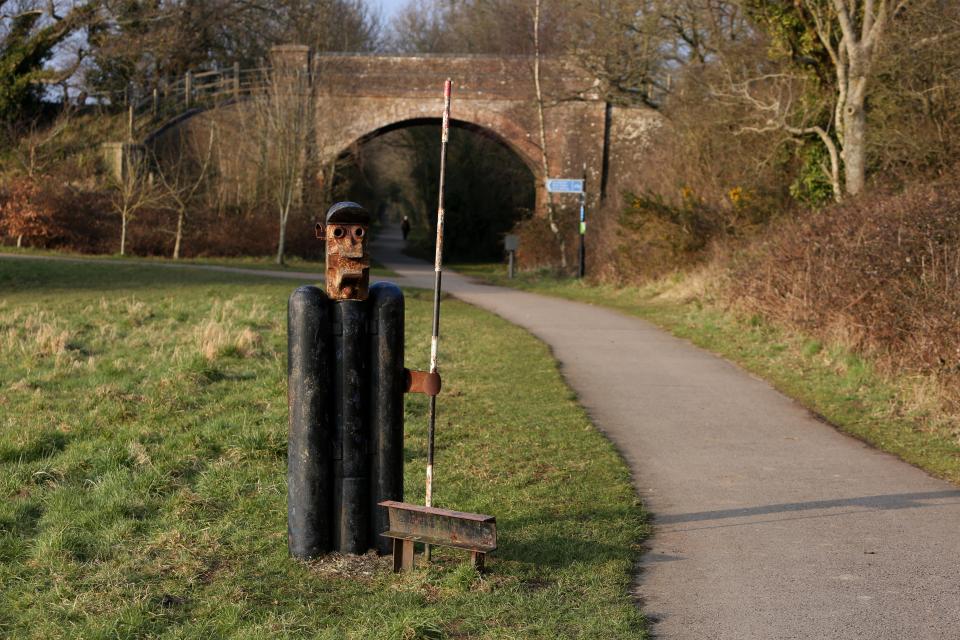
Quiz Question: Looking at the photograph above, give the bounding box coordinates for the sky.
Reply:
[373,0,407,23]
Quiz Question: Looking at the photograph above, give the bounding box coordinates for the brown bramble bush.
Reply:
[733,165,960,405]
[0,176,61,246]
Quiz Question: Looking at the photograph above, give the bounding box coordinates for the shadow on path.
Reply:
[657,489,960,525]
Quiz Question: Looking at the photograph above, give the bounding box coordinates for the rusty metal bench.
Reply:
[379,500,497,572]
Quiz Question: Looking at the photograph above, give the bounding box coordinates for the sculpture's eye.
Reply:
[332,227,345,238]
[354,227,364,238]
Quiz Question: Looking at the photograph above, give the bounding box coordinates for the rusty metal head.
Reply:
[316,202,371,300]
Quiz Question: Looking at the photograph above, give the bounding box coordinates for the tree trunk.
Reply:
[276,210,287,265]
[120,214,128,256]
[841,97,867,196]
[805,126,843,202]
[820,0,889,198]
[16,234,23,248]
[173,210,184,259]
[533,0,567,270]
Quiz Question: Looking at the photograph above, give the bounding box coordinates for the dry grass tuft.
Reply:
[9,379,34,392]
[33,323,72,357]
[234,327,262,357]
[198,320,229,362]
[124,299,152,326]
[647,262,728,306]
[127,441,152,467]
[193,297,270,361]
[0,308,75,362]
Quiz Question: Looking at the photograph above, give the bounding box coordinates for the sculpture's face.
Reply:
[323,223,370,300]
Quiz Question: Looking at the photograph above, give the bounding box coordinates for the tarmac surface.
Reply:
[5,234,960,638]
[368,228,960,640]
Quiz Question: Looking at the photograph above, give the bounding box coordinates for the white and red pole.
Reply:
[425,78,452,561]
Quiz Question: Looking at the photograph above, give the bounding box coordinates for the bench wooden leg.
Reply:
[470,550,485,573]
[392,538,403,573]
[393,538,415,573]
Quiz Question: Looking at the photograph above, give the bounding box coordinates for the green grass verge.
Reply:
[0,216,398,275]
[0,258,647,639]
[0,248,396,278]
[0,247,312,273]
[452,262,960,486]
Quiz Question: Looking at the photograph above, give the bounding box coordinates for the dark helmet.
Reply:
[326,201,370,225]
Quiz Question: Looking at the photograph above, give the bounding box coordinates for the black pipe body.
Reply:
[287,286,334,559]
[333,300,370,554]
[287,286,406,557]
[367,282,405,554]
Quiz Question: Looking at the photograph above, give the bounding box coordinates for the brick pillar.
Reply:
[269,44,313,83]
[101,142,146,183]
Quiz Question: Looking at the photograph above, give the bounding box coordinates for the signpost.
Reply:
[504,234,519,279]
[546,174,587,278]
[546,178,584,194]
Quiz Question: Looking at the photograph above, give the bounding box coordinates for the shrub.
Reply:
[733,165,960,403]
[0,174,325,260]
[0,176,60,246]
[513,209,579,274]
[0,176,115,251]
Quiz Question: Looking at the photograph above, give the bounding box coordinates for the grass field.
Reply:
[453,263,960,486]
[0,258,648,639]
[0,247,332,274]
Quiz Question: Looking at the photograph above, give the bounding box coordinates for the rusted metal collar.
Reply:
[405,369,441,396]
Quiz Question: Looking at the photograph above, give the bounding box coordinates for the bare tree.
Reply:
[869,1,960,182]
[155,129,217,259]
[566,0,667,106]
[712,70,845,201]
[533,0,566,269]
[251,59,312,265]
[388,0,566,55]
[388,0,449,53]
[804,0,904,196]
[107,148,162,256]
[10,106,75,179]
[736,0,915,198]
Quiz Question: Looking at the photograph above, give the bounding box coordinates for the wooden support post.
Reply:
[470,550,485,573]
[393,538,415,573]
[233,62,241,99]
[185,71,192,108]
[392,538,403,572]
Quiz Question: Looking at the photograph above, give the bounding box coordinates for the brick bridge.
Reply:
[149,45,661,216]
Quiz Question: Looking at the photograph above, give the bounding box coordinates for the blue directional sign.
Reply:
[546,178,584,194]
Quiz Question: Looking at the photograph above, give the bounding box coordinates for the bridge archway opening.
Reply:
[331,117,536,262]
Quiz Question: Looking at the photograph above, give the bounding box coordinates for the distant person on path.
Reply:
[400,216,411,240]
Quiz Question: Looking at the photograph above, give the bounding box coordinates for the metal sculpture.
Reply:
[319,201,371,301]
[288,201,439,559]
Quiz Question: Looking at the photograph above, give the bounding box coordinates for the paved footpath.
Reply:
[5,238,960,638]
[369,229,960,640]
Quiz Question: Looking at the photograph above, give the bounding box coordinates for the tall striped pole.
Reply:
[425,78,452,561]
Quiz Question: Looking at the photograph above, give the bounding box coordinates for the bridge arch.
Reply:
[331,113,539,261]
[139,49,663,223]
[331,115,541,178]
[317,100,548,213]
